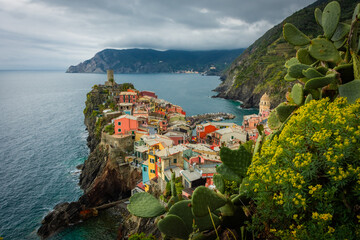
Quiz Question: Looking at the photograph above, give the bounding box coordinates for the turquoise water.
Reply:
[0,71,257,239]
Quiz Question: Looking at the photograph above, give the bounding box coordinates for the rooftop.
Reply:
[156,144,188,157]
[114,114,138,121]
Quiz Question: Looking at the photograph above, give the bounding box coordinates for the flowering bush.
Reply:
[245,98,360,239]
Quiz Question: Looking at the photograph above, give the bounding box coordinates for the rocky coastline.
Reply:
[37,85,144,239]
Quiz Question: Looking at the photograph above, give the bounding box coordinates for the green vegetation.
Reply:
[104,124,114,135]
[220,0,359,107]
[128,233,156,240]
[246,97,360,239]
[126,2,360,239]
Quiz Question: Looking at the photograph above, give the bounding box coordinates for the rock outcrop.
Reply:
[37,85,141,239]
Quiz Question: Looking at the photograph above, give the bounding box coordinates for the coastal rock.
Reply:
[37,202,82,239]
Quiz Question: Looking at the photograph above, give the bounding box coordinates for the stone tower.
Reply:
[105,70,116,86]
[259,92,270,115]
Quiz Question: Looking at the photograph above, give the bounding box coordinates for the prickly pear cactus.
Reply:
[127,192,166,218]
[191,186,227,217]
[270,1,360,132]
[216,145,252,183]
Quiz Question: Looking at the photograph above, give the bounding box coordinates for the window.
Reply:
[150,159,154,163]
[150,169,155,173]
[118,122,121,126]
[118,129,121,132]
[173,158,177,164]
[143,167,147,172]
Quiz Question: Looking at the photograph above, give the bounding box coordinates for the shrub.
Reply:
[104,124,114,135]
[245,98,360,239]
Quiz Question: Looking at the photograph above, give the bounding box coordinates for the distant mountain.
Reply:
[214,0,357,108]
[66,48,245,75]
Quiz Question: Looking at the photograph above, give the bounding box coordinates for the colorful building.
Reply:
[140,90,158,99]
[196,123,219,143]
[113,115,139,135]
[259,93,271,116]
[211,126,247,146]
[118,91,138,104]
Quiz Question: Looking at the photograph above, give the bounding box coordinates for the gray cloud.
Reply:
[0,0,315,69]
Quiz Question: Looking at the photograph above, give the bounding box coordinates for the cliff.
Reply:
[38,84,142,239]
[214,0,357,108]
[66,48,244,76]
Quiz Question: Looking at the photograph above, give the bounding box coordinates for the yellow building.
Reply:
[143,135,173,181]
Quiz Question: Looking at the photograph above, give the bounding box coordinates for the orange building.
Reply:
[113,115,139,135]
[196,123,219,143]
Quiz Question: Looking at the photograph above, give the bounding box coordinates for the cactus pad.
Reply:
[167,195,180,209]
[268,110,282,130]
[297,48,316,65]
[284,73,297,82]
[219,145,252,179]
[288,64,310,78]
[157,214,190,239]
[304,94,314,104]
[191,186,227,217]
[276,103,297,122]
[216,164,242,182]
[309,38,341,63]
[168,200,194,233]
[353,53,360,79]
[285,57,300,68]
[283,23,311,46]
[322,1,341,39]
[353,3,360,22]
[331,23,350,42]
[339,79,360,103]
[213,174,225,194]
[302,68,324,79]
[195,213,220,231]
[127,192,166,218]
[315,8,322,26]
[291,83,304,106]
[304,73,336,90]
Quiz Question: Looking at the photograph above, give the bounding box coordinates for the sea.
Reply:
[0,71,258,239]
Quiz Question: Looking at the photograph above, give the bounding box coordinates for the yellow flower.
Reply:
[293,214,298,220]
[328,226,335,234]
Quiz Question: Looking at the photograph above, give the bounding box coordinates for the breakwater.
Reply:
[186,112,235,128]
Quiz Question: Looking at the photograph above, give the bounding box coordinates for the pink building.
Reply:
[119,92,137,104]
[242,114,261,131]
[167,105,186,115]
[113,115,139,135]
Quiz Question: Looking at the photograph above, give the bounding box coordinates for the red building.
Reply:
[140,91,158,99]
[196,123,218,143]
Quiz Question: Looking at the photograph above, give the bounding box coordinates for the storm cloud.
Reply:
[0,0,315,69]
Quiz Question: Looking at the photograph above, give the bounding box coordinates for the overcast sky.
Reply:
[0,0,315,70]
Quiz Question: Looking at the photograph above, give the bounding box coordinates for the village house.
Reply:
[118,91,138,104]
[140,90,158,99]
[155,144,188,191]
[211,126,247,146]
[164,131,187,145]
[113,115,139,135]
[196,123,219,144]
